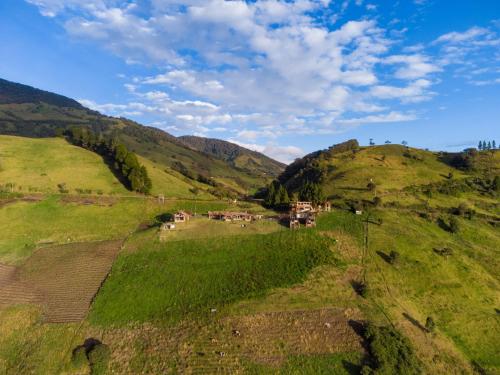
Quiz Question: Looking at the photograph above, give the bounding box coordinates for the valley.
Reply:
[0,79,499,374]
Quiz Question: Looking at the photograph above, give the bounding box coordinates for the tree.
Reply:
[483,140,487,151]
[493,140,496,149]
[278,184,290,206]
[425,317,436,332]
[264,182,276,207]
[478,141,483,150]
[487,141,492,150]
[369,138,375,146]
[402,140,408,146]
[385,140,391,144]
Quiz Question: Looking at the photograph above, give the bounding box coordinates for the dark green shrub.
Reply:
[425,317,435,332]
[71,346,88,369]
[88,343,111,375]
[388,251,400,265]
[362,324,421,374]
[449,216,460,233]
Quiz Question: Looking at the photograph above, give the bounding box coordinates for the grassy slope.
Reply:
[0,135,127,194]
[89,229,333,325]
[0,196,148,264]
[0,134,221,198]
[322,145,465,198]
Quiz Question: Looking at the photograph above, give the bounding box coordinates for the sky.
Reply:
[0,0,499,163]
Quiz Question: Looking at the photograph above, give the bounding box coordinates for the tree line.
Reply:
[478,140,496,150]
[264,180,325,209]
[65,127,152,194]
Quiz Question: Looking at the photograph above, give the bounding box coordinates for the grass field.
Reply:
[89,230,336,326]
[0,135,127,194]
[0,196,151,264]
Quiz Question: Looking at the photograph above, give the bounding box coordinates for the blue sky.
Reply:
[1,0,499,162]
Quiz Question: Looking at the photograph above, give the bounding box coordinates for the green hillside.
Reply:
[0,78,279,194]
[179,135,285,177]
[0,135,127,195]
[0,135,215,198]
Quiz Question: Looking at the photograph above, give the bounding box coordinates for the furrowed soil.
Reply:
[0,240,122,323]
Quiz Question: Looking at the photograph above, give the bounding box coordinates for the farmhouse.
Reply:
[208,211,259,222]
[288,200,329,229]
[174,211,191,223]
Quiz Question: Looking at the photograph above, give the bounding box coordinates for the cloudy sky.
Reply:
[1,0,499,162]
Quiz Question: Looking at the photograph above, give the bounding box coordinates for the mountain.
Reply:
[179,135,285,177]
[0,78,283,194]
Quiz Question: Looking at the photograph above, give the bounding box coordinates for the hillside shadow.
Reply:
[402,313,427,333]
[376,251,391,264]
[100,154,132,191]
[342,360,363,374]
[437,217,451,232]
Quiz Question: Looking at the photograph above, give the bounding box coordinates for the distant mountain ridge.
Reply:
[0,78,83,109]
[0,78,284,194]
[179,135,285,177]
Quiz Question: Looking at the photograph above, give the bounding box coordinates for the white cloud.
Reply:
[25,1,499,152]
[383,54,440,80]
[338,111,417,125]
[229,140,304,164]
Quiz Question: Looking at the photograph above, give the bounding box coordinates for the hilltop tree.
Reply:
[369,138,375,146]
[402,140,408,146]
[478,141,483,150]
[493,140,496,149]
[385,140,391,144]
[487,141,492,150]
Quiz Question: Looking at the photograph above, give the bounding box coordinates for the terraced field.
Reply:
[1,240,122,323]
[184,308,364,374]
[0,263,41,308]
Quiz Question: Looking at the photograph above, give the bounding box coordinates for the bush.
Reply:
[71,346,88,369]
[449,216,460,233]
[373,197,382,207]
[388,251,400,265]
[88,343,111,375]
[362,324,421,374]
[367,182,376,191]
[425,317,435,332]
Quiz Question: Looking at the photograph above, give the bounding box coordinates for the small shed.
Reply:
[161,222,176,231]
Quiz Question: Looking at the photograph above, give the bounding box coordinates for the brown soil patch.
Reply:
[0,263,41,308]
[0,240,122,323]
[60,195,117,206]
[0,195,44,209]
